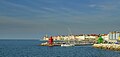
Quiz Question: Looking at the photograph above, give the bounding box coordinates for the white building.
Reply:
[100,34,108,41]
[109,31,120,40]
[75,35,85,41]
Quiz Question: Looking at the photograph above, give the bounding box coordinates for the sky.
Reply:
[0,0,120,39]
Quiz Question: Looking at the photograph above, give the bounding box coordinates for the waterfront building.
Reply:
[109,31,120,40]
[75,35,85,41]
[107,31,120,43]
[85,34,97,39]
[116,32,120,39]
[62,35,69,41]
[101,34,109,41]
[109,32,113,39]
[42,32,120,43]
[52,36,61,41]
[43,34,49,40]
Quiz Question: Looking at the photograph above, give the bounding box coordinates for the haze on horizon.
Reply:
[0,0,120,39]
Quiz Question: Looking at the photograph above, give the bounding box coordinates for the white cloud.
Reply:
[98,4,118,10]
[89,4,97,8]
[2,1,43,13]
[89,3,119,11]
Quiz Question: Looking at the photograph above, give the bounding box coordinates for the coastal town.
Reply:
[42,31,120,43]
[40,31,120,51]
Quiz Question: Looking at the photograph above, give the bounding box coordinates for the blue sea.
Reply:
[0,40,120,57]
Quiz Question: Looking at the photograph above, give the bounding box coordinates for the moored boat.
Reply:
[61,43,75,47]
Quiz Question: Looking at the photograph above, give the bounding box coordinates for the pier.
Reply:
[39,42,93,46]
[39,42,63,46]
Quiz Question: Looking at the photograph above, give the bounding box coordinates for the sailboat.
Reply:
[61,35,75,47]
[61,27,75,47]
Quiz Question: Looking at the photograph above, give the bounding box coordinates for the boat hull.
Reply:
[61,44,75,47]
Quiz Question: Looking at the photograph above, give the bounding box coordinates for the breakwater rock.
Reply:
[93,44,120,51]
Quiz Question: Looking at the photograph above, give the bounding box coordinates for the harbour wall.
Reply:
[93,44,120,51]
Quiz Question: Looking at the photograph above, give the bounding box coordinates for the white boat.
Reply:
[61,27,75,47]
[61,43,75,47]
[61,35,75,47]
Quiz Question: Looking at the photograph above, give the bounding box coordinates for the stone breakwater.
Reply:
[93,44,120,51]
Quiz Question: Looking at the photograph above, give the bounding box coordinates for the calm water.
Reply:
[0,40,120,57]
